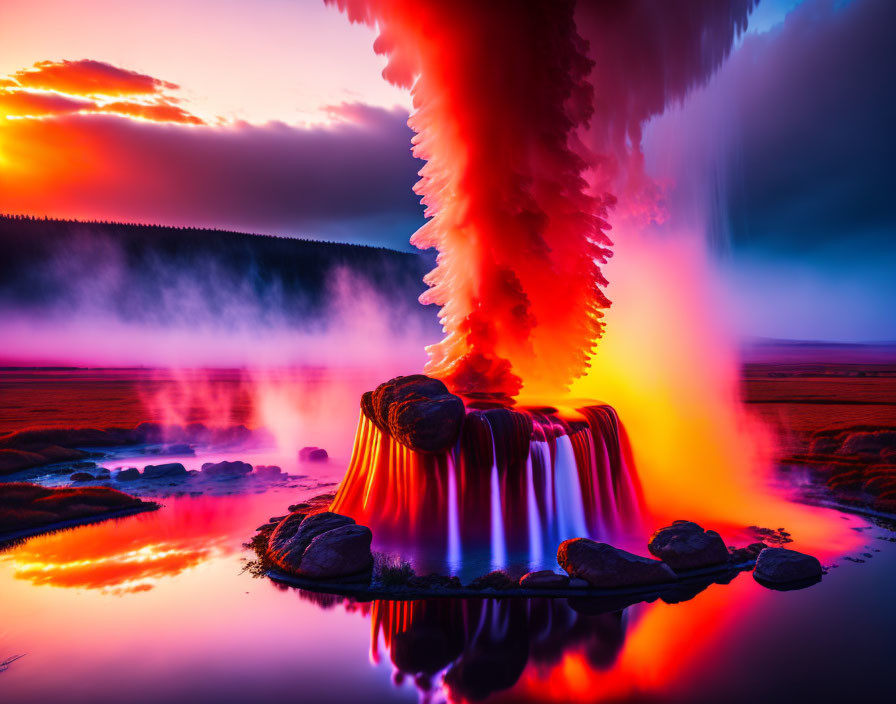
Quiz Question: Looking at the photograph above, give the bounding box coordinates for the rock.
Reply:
[728,542,767,564]
[142,462,188,479]
[519,570,569,589]
[365,375,465,454]
[647,521,730,570]
[754,547,823,584]
[299,447,328,462]
[115,467,141,481]
[569,577,589,589]
[268,515,286,523]
[254,464,282,478]
[70,472,95,481]
[267,511,355,574]
[558,538,676,588]
[297,524,373,579]
[201,460,252,478]
[468,570,516,590]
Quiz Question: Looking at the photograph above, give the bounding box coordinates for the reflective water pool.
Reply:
[1,484,892,704]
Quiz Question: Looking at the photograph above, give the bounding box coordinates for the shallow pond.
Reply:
[1,480,893,704]
[2,368,894,703]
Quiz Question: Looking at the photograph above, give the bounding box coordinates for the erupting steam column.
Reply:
[330,376,644,569]
[321,0,713,565]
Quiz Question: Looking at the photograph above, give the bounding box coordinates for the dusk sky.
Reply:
[0,0,893,341]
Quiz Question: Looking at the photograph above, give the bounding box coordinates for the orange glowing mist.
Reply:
[568,229,858,552]
[329,0,612,400]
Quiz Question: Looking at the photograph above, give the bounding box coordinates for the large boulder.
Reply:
[754,547,823,584]
[254,464,282,479]
[647,521,730,570]
[267,511,355,574]
[297,524,373,579]
[142,462,188,479]
[298,447,328,462]
[365,375,465,454]
[558,538,675,588]
[201,460,252,478]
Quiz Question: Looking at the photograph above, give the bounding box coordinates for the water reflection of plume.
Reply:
[294,592,631,702]
[292,566,746,702]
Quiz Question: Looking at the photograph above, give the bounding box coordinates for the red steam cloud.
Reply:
[329,0,612,401]
[328,0,757,400]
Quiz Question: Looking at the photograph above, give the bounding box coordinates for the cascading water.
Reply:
[329,399,644,572]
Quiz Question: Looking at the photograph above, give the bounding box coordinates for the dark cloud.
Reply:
[0,102,423,248]
[697,0,896,254]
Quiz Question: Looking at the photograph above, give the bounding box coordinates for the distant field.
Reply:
[743,362,896,440]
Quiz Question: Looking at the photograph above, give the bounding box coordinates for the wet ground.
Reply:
[1,366,895,703]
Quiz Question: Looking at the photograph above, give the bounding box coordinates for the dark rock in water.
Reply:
[728,542,767,564]
[519,570,569,589]
[297,524,373,579]
[115,467,141,481]
[558,538,675,588]
[469,570,516,590]
[69,472,95,481]
[267,511,355,574]
[299,447,328,462]
[754,547,823,584]
[201,460,252,478]
[162,443,193,455]
[407,573,463,590]
[648,521,730,570]
[254,464,282,478]
[143,462,188,479]
[365,375,465,454]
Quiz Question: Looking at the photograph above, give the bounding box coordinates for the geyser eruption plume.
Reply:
[328,0,612,400]
[327,0,853,564]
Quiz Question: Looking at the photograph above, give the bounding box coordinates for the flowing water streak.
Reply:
[485,416,508,570]
[330,404,643,571]
[525,452,543,568]
[553,434,589,542]
[447,453,462,569]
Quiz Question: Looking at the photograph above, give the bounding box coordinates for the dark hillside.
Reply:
[0,215,434,328]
